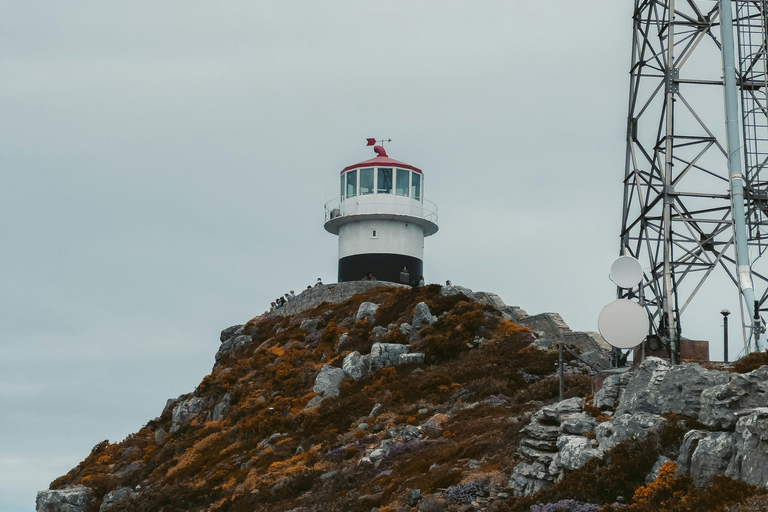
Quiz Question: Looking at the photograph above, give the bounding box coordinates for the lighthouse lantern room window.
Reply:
[346,170,357,198]
[341,167,422,201]
[360,168,374,195]
[412,173,421,200]
[377,168,393,194]
[396,169,409,196]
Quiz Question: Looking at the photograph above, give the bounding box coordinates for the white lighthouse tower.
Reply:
[324,143,438,284]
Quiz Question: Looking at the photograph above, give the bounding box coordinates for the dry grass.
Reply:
[47,285,766,512]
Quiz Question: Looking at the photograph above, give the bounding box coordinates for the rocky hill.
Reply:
[37,282,768,512]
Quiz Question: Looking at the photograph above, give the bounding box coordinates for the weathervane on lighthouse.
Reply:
[324,139,439,284]
[366,138,392,157]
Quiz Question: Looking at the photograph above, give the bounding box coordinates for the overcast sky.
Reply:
[0,2,752,511]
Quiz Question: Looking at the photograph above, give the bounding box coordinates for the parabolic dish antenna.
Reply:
[598,299,649,349]
[610,256,643,289]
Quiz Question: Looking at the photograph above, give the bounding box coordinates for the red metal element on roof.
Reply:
[366,138,376,146]
[341,154,423,175]
[341,144,422,174]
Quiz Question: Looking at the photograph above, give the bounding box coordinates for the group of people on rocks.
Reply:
[267,276,452,313]
[269,290,295,311]
[268,278,325,312]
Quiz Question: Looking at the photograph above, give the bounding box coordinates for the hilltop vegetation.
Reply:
[42,284,768,512]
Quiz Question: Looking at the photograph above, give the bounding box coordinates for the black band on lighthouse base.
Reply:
[339,253,423,285]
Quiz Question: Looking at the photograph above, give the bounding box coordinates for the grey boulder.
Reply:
[399,353,425,364]
[727,407,768,487]
[615,358,729,418]
[212,393,231,421]
[215,335,252,365]
[509,462,552,497]
[522,422,561,442]
[355,302,379,323]
[113,461,144,480]
[555,435,603,471]
[560,413,598,435]
[220,324,244,342]
[699,367,768,429]
[342,351,370,380]
[336,332,348,351]
[596,412,667,451]
[411,302,436,340]
[171,396,208,433]
[36,487,92,512]
[593,372,631,410]
[100,487,137,511]
[367,342,408,369]
[401,424,423,442]
[154,428,167,446]
[440,284,475,300]
[300,318,320,331]
[313,365,346,397]
[682,431,735,487]
[646,456,673,483]
[407,488,422,506]
[535,397,582,423]
[371,325,388,342]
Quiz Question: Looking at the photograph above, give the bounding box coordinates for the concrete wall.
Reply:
[339,219,424,259]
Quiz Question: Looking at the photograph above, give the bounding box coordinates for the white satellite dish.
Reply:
[610,256,643,288]
[598,299,649,349]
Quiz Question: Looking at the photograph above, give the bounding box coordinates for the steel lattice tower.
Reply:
[619,0,768,362]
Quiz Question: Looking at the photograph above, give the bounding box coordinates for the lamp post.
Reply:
[558,342,564,402]
[721,309,730,363]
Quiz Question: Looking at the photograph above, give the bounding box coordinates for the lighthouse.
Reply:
[324,143,438,284]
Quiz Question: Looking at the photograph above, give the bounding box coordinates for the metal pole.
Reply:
[664,0,679,364]
[720,0,767,352]
[722,309,730,363]
[558,342,564,402]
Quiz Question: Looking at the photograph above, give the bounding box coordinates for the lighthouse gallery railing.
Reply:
[324,197,438,225]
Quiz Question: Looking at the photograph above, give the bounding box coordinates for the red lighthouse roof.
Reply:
[341,147,423,175]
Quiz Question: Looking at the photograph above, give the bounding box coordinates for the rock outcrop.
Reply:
[699,367,768,429]
[410,302,436,340]
[594,412,667,451]
[593,371,631,410]
[510,398,602,496]
[615,357,729,417]
[512,357,768,497]
[36,487,92,512]
[215,334,252,367]
[170,396,208,433]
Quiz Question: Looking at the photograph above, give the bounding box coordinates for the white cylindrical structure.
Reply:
[324,146,438,284]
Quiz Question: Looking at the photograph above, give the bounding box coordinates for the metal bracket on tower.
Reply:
[666,67,680,93]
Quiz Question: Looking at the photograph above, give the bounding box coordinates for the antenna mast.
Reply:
[619,0,768,362]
